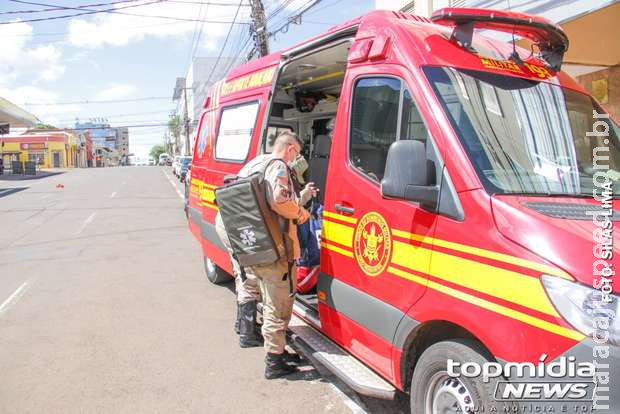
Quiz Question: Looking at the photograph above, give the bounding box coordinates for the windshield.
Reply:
[424,66,620,197]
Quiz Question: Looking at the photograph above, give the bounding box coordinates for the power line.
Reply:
[2,0,144,15]
[1,0,252,25]
[1,0,168,25]
[268,0,320,41]
[167,0,250,5]
[3,0,247,15]
[3,20,190,37]
[186,0,210,68]
[303,0,343,16]
[266,0,294,20]
[74,123,170,129]
[58,111,176,123]
[24,96,171,105]
[203,0,244,86]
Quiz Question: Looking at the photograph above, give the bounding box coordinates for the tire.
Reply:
[410,339,516,414]
[204,256,231,284]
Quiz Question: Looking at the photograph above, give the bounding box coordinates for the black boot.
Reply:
[282,349,303,364]
[264,352,298,379]
[234,303,241,335]
[239,301,262,348]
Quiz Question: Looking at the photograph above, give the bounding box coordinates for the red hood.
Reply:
[491,195,620,293]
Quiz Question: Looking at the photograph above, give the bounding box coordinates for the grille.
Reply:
[523,202,620,221]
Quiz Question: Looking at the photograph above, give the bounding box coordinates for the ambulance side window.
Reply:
[214,101,260,162]
[195,112,209,161]
[350,77,401,182]
[401,89,428,143]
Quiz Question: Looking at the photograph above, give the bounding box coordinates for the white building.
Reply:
[174,56,239,155]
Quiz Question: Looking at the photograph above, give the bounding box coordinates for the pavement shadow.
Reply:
[0,187,27,198]
[0,171,65,181]
[210,273,410,413]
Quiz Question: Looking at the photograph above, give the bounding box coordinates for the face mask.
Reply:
[289,154,308,184]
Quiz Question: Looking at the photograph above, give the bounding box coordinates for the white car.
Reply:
[171,155,181,176]
[158,153,171,166]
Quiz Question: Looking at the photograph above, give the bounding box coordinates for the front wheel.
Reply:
[410,339,514,414]
[204,256,231,284]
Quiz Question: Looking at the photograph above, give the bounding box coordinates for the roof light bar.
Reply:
[431,8,569,71]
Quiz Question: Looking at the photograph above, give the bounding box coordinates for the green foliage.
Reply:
[168,115,182,137]
[34,123,56,129]
[150,144,166,162]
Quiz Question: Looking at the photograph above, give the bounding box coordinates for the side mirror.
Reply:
[381,140,439,208]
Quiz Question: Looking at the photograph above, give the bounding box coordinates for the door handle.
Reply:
[335,203,355,215]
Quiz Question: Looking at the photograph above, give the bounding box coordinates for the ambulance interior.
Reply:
[264,40,351,306]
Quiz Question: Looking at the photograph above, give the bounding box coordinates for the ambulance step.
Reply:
[288,313,396,400]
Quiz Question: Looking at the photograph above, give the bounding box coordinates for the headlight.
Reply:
[542,275,619,346]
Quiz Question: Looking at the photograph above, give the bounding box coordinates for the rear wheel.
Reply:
[204,256,231,284]
[410,339,513,414]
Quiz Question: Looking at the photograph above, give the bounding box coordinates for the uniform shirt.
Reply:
[238,154,310,259]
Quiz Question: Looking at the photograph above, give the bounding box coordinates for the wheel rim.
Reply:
[425,371,475,414]
[206,257,216,274]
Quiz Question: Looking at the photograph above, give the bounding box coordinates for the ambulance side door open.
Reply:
[319,63,442,382]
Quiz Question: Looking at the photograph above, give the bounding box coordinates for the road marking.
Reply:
[40,193,51,199]
[110,191,117,198]
[75,212,96,235]
[162,169,184,200]
[0,280,34,315]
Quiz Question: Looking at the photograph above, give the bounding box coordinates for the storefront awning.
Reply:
[0,97,39,129]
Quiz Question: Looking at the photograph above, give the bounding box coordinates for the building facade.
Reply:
[74,121,117,150]
[115,127,129,165]
[375,0,620,120]
[1,130,81,169]
[74,121,128,166]
[172,56,238,155]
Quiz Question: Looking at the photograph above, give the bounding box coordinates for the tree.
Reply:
[150,144,166,162]
[168,115,182,155]
[34,123,57,129]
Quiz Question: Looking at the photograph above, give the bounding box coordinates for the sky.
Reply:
[0,0,375,158]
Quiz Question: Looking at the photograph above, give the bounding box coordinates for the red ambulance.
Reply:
[188,8,619,412]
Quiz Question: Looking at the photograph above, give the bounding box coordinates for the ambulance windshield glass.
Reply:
[425,66,620,197]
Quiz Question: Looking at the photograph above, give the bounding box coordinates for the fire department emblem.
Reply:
[353,212,391,277]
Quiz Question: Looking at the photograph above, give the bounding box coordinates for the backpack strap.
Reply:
[262,158,296,297]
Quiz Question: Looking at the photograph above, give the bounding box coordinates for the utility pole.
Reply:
[183,86,191,156]
[249,0,269,57]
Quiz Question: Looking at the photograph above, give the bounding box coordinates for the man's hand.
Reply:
[304,182,318,198]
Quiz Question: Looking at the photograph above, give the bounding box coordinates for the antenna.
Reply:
[506,0,523,64]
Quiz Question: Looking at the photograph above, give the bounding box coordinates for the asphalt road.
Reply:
[0,167,410,414]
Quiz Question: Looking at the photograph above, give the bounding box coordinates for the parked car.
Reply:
[174,156,191,178]
[179,157,191,182]
[158,153,170,166]
[185,8,620,413]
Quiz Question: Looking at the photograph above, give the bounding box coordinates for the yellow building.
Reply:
[1,131,80,169]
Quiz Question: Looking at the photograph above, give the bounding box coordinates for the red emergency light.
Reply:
[431,7,569,71]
